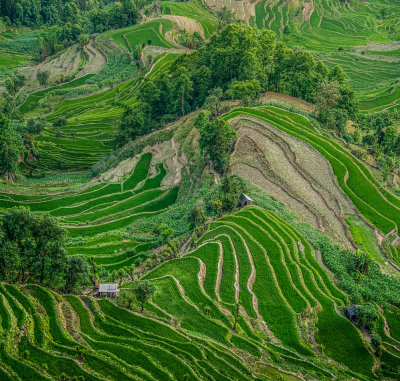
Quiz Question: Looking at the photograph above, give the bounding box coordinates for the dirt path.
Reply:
[197,258,208,297]
[215,242,223,301]
[171,275,200,311]
[228,235,241,303]
[238,229,259,317]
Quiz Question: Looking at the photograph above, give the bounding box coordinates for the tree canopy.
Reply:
[0,207,90,292]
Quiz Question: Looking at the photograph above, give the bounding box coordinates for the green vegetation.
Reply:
[222,107,400,235]
[0,51,30,78]
[0,1,400,379]
[345,216,384,263]
[107,19,175,51]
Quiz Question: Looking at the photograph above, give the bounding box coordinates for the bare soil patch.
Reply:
[162,15,205,38]
[303,0,314,22]
[204,0,256,21]
[260,92,316,113]
[230,116,357,248]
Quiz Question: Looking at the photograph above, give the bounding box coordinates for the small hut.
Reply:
[345,305,359,323]
[239,193,254,208]
[98,283,120,298]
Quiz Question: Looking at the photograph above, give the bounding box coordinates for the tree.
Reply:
[118,289,136,309]
[0,233,20,281]
[53,116,67,128]
[382,126,398,153]
[380,6,389,19]
[213,200,223,217]
[125,264,136,281]
[197,114,237,172]
[219,175,244,212]
[193,65,212,105]
[329,65,346,84]
[121,0,139,25]
[161,228,174,242]
[5,77,15,95]
[338,85,358,118]
[362,134,376,147]
[30,212,67,285]
[232,302,240,332]
[315,60,329,79]
[0,207,67,284]
[64,256,90,293]
[190,207,206,228]
[37,70,50,87]
[226,80,262,105]
[114,105,149,147]
[314,80,341,112]
[0,115,23,180]
[132,280,156,313]
[79,33,90,47]
[139,80,160,119]
[62,2,80,24]
[27,118,46,135]
[171,67,193,116]
[283,25,290,35]
[217,7,235,30]
[204,88,223,119]
[355,302,379,331]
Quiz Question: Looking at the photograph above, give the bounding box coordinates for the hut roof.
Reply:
[99,283,119,293]
[345,305,359,322]
[239,193,253,203]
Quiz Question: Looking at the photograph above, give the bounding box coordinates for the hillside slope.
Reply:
[5,207,400,379]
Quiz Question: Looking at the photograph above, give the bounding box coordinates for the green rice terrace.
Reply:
[252,0,400,109]
[1,0,400,379]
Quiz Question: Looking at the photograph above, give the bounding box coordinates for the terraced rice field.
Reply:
[3,207,398,379]
[229,114,357,248]
[222,107,400,236]
[107,19,176,51]
[19,74,95,114]
[252,0,400,102]
[161,0,217,38]
[359,85,400,113]
[0,152,178,271]
[30,52,178,171]
[0,51,30,78]
[255,0,399,48]
[142,207,377,377]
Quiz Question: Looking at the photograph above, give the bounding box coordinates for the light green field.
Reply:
[107,19,175,51]
[161,0,217,38]
[0,153,177,270]
[3,207,395,380]
[0,50,30,77]
[222,106,400,235]
[254,0,400,103]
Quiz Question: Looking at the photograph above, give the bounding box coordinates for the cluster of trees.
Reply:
[314,72,358,132]
[115,24,356,148]
[318,237,400,308]
[4,73,25,95]
[0,208,90,293]
[0,113,47,180]
[177,30,204,50]
[0,0,139,29]
[350,113,400,182]
[0,0,141,59]
[196,111,236,172]
[118,280,156,313]
[353,302,383,357]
